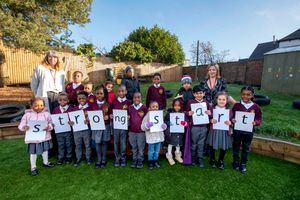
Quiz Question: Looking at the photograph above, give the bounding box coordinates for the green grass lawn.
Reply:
[1,138,300,199]
[139,82,300,143]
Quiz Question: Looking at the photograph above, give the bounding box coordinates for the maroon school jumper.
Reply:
[232,102,262,126]
[111,98,132,110]
[186,99,212,127]
[65,82,84,107]
[94,101,111,125]
[87,93,97,107]
[146,84,167,110]
[52,105,73,114]
[128,104,148,133]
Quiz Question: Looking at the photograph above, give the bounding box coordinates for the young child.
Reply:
[146,73,166,110]
[164,98,189,165]
[92,85,111,168]
[69,91,95,167]
[141,101,167,170]
[52,92,74,165]
[105,79,117,104]
[176,75,194,109]
[18,97,55,176]
[121,65,140,100]
[128,92,148,169]
[65,71,84,107]
[207,91,232,169]
[186,85,211,168]
[84,82,97,106]
[111,85,132,167]
[231,86,262,173]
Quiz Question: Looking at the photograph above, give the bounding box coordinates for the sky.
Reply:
[69,0,300,61]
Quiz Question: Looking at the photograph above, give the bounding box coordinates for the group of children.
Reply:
[19,67,262,176]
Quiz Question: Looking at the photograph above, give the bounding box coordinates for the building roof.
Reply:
[264,45,300,55]
[279,28,300,42]
[249,41,279,60]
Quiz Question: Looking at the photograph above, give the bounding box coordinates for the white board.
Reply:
[51,113,71,133]
[149,110,164,132]
[113,109,128,130]
[170,113,185,133]
[68,110,89,132]
[234,111,255,132]
[212,108,230,131]
[191,102,209,125]
[25,120,47,142]
[87,110,106,130]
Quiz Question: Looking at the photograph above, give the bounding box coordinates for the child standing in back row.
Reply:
[146,73,167,110]
[18,97,55,176]
[176,75,194,109]
[65,71,84,107]
[84,82,97,106]
[121,65,140,101]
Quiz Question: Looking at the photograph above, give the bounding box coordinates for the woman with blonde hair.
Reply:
[31,50,65,112]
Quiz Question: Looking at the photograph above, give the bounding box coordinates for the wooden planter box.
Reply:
[1,123,299,165]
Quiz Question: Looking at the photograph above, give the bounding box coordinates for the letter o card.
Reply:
[87,110,105,130]
[68,110,88,132]
[51,113,71,133]
[149,110,163,132]
[170,113,185,133]
[191,103,209,125]
[113,109,128,130]
[234,111,255,132]
[213,108,230,131]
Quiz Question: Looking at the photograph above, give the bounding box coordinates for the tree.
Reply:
[110,25,185,64]
[75,43,96,59]
[0,0,92,52]
[190,41,230,65]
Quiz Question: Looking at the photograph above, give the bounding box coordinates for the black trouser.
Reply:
[210,147,226,162]
[47,91,59,156]
[232,130,253,164]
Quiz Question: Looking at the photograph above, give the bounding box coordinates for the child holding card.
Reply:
[231,86,262,173]
[84,82,97,106]
[164,98,189,165]
[92,85,112,168]
[65,71,84,107]
[186,85,211,168]
[69,91,95,167]
[141,101,167,170]
[146,73,167,110]
[52,92,74,165]
[112,85,132,167]
[207,91,232,170]
[18,97,55,176]
[128,92,148,168]
[105,79,117,104]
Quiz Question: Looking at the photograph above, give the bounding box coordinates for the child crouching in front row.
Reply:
[18,97,55,176]
[141,101,167,170]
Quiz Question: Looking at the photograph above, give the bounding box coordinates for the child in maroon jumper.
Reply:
[93,85,112,168]
[128,92,148,169]
[111,85,132,167]
[146,73,166,110]
[105,80,117,104]
[65,71,84,107]
[231,86,262,174]
[84,82,97,106]
[52,92,73,165]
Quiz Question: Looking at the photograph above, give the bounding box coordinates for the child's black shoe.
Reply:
[65,158,72,164]
[136,160,143,169]
[95,162,101,169]
[240,164,247,174]
[86,158,92,165]
[209,160,216,168]
[74,160,81,167]
[101,161,107,168]
[121,159,126,167]
[57,159,64,165]
[131,160,137,168]
[232,161,239,170]
[198,159,205,168]
[154,161,161,168]
[31,168,39,176]
[148,161,154,170]
[114,160,120,167]
[218,161,225,170]
[43,162,55,168]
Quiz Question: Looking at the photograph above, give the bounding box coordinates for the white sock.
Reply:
[167,144,173,155]
[30,154,37,170]
[175,145,180,153]
[42,151,49,165]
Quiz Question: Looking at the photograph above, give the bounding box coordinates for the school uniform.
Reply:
[65,82,84,107]
[176,87,194,110]
[164,109,186,146]
[112,97,132,165]
[146,84,167,110]
[92,100,112,165]
[52,105,73,161]
[232,101,262,165]
[87,93,97,106]
[121,76,140,100]
[128,103,148,165]
[72,103,94,162]
[186,99,211,164]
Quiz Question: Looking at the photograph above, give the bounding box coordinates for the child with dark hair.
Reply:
[84,82,97,106]
[121,65,140,100]
[231,86,262,173]
[105,80,117,104]
[65,71,84,107]
[146,73,166,110]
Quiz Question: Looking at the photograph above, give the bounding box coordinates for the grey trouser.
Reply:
[73,130,91,161]
[56,131,73,160]
[114,129,127,161]
[191,126,208,159]
[128,132,146,162]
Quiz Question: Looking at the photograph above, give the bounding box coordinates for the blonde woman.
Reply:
[199,64,236,105]
[31,50,65,112]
